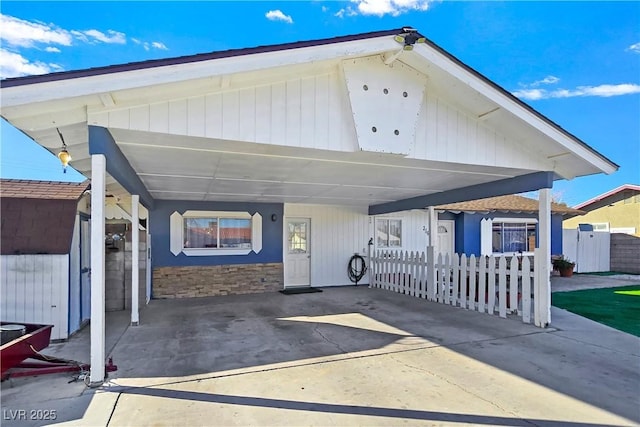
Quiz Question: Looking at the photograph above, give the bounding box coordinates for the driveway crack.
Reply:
[105,390,122,426]
[313,323,347,353]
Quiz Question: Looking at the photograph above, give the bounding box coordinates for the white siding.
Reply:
[373,210,430,253]
[1,255,69,340]
[90,72,357,152]
[89,63,551,171]
[285,204,370,287]
[284,204,430,287]
[413,91,549,170]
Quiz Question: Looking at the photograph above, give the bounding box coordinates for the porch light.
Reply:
[394,28,426,51]
[56,128,72,173]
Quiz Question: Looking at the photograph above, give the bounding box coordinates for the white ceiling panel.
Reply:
[102,128,543,207]
[141,175,213,193]
[119,143,222,176]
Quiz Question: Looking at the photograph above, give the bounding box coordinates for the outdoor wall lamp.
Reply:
[393,27,426,51]
[56,128,72,173]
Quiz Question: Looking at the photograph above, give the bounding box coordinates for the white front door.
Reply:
[437,220,455,259]
[285,218,311,288]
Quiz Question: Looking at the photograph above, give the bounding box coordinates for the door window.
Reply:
[288,221,308,253]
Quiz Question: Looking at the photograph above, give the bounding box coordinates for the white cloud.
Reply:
[0,14,171,77]
[513,83,640,100]
[152,42,168,50]
[335,7,358,18]
[512,88,546,100]
[1,13,168,54]
[82,29,126,44]
[517,75,559,90]
[69,30,88,43]
[530,75,560,86]
[351,0,433,17]
[0,14,72,48]
[628,42,640,53]
[132,38,169,51]
[265,10,293,24]
[0,48,56,77]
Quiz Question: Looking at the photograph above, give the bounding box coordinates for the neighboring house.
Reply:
[563,184,640,274]
[0,179,90,340]
[563,184,640,236]
[0,27,618,381]
[435,195,583,258]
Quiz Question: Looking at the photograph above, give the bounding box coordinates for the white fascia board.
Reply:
[492,217,538,223]
[1,37,399,108]
[413,44,617,176]
[183,210,251,219]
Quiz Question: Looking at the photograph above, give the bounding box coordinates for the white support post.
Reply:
[367,240,373,289]
[90,154,106,385]
[535,188,552,327]
[426,206,438,301]
[131,195,140,326]
[426,246,436,301]
[427,206,438,254]
[146,216,151,304]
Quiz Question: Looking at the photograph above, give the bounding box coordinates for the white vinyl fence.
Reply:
[370,249,536,324]
[562,229,610,273]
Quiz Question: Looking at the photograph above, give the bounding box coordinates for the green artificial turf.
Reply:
[615,289,640,296]
[552,285,640,337]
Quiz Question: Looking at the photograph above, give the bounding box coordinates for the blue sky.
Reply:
[1,1,638,206]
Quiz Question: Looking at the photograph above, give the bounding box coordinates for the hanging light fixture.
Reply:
[56,128,72,173]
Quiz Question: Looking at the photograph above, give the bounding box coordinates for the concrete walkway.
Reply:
[2,279,639,426]
[551,272,640,292]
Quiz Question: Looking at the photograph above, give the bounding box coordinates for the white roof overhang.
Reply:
[0,28,617,212]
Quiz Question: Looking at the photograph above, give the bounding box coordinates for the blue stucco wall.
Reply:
[444,212,563,256]
[150,200,284,267]
[551,214,563,255]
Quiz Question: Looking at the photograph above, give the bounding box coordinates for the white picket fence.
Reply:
[370,249,535,324]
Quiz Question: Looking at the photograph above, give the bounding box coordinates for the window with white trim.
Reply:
[184,217,252,249]
[170,210,262,256]
[481,218,538,255]
[491,220,536,254]
[376,218,402,248]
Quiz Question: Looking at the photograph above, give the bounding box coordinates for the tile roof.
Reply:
[436,194,583,215]
[0,179,90,200]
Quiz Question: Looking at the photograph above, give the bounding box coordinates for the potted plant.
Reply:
[552,255,575,277]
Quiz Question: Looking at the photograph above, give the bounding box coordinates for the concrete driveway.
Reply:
[2,281,639,426]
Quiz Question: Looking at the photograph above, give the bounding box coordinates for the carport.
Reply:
[0,27,617,386]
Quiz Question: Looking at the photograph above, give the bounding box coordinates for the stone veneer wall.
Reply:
[153,263,284,298]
